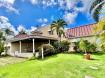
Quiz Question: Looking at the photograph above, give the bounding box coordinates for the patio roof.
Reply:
[9,34,58,42]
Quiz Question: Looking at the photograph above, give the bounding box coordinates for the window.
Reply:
[48,30,53,35]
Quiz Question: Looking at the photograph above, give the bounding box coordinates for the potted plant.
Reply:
[79,39,91,60]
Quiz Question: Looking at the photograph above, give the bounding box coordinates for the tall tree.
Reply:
[19,29,27,34]
[0,31,5,56]
[4,28,14,36]
[93,18,105,51]
[90,0,105,22]
[50,19,67,41]
[0,31,5,42]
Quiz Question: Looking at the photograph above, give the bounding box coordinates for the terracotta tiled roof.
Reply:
[12,33,57,42]
[15,34,29,39]
[66,23,96,39]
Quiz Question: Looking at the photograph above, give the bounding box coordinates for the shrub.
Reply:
[53,41,60,53]
[0,42,4,56]
[38,44,55,57]
[60,40,70,52]
[79,39,88,53]
[73,41,80,52]
[100,42,105,52]
[79,39,97,53]
[87,44,97,53]
[53,40,70,53]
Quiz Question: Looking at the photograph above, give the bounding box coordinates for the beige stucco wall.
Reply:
[38,25,58,38]
[38,25,66,41]
[11,42,20,53]
[67,36,96,43]
[66,36,96,51]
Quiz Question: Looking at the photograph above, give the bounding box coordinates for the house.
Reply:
[7,26,58,58]
[7,23,96,57]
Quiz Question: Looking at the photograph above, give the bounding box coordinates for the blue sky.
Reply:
[0,0,96,34]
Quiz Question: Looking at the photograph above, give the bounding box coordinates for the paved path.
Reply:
[0,56,26,66]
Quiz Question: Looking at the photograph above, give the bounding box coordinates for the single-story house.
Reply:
[7,23,96,57]
[7,30,57,58]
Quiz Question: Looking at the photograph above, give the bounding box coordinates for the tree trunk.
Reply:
[85,50,87,54]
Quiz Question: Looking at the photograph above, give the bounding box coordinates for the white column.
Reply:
[42,47,44,59]
[49,40,50,44]
[33,38,35,54]
[19,41,21,53]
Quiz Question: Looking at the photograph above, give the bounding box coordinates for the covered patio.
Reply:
[9,35,57,58]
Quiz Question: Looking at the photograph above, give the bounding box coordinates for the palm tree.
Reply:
[50,19,67,42]
[90,0,105,22]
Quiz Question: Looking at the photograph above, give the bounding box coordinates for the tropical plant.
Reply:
[94,18,105,51]
[38,44,55,58]
[0,31,5,41]
[79,39,97,53]
[60,40,70,52]
[79,39,87,53]
[53,40,70,53]
[0,41,4,56]
[73,41,80,52]
[50,19,67,41]
[88,44,97,52]
[90,0,105,22]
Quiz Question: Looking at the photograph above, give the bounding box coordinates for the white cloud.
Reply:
[43,18,48,22]
[0,16,18,34]
[37,18,43,23]
[30,26,37,31]
[64,27,69,30]
[41,23,47,27]
[17,25,26,32]
[0,0,19,14]
[63,12,78,24]
[30,0,38,5]
[28,0,57,7]
[17,25,33,34]
[6,0,15,4]
[37,18,48,23]
[66,0,77,10]
[78,0,94,13]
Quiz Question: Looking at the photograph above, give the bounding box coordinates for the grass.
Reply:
[0,53,105,78]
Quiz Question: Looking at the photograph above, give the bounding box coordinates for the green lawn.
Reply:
[0,53,105,78]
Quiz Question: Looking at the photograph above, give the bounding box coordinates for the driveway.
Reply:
[0,56,26,66]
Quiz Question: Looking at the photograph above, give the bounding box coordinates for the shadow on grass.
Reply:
[37,54,58,61]
[35,52,104,61]
[63,52,83,56]
[89,58,99,60]
[92,52,105,56]
[0,73,8,78]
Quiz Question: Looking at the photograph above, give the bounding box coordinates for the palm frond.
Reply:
[90,0,104,22]
[90,0,103,13]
